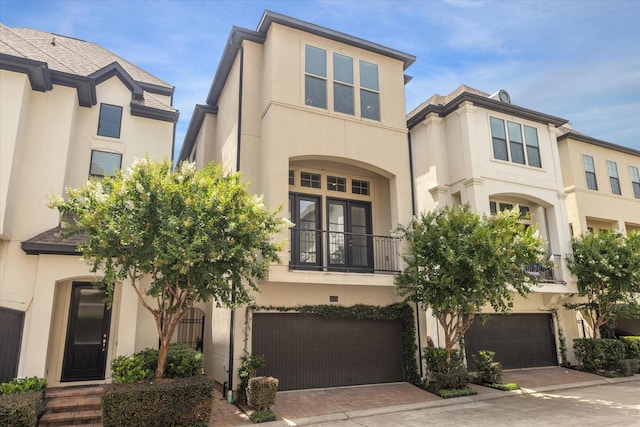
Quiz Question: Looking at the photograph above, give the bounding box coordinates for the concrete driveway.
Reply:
[302,381,640,426]
[209,368,640,426]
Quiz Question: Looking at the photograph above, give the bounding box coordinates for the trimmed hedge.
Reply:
[247,376,278,411]
[471,351,503,385]
[0,391,45,427]
[573,338,626,373]
[620,336,640,360]
[102,376,214,427]
[437,387,477,398]
[423,347,469,391]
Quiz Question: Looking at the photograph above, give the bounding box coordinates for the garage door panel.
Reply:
[252,313,403,390]
[465,314,557,370]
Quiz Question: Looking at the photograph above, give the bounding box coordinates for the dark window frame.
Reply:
[89,150,122,177]
[607,160,621,195]
[583,155,598,190]
[97,104,123,138]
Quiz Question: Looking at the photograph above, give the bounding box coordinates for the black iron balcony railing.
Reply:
[289,228,401,273]
[524,254,564,284]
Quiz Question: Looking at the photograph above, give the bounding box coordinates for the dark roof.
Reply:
[21,227,85,256]
[0,24,178,122]
[557,130,640,157]
[178,10,416,161]
[407,85,568,130]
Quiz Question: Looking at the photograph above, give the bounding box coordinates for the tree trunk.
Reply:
[156,337,169,379]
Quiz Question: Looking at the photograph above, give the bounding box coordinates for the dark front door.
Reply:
[61,282,111,381]
[0,307,25,383]
[327,199,373,272]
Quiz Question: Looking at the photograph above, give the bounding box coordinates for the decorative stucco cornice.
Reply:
[407,91,568,130]
[463,177,484,187]
[257,10,416,70]
[178,104,219,160]
[557,131,640,157]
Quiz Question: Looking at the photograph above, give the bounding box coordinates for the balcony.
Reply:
[524,254,564,284]
[289,228,401,273]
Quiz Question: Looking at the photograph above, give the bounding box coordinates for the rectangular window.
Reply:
[524,125,541,167]
[352,179,370,195]
[507,121,525,164]
[90,150,122,177]
[305,45,327,108]
[333,53,354,115]
[300,171,321,189]
[607,161,621,195]
[359,61,379,120]
[583,155,598,190]
[327,176,346,192]
[490,117,509,161]
[630,166,640,198]
[97,104,122,138]
[289,169,294,186]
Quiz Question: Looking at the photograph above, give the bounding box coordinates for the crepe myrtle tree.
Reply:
[49,159,290,378]
[395,204,548,367]
[564,230,640,339]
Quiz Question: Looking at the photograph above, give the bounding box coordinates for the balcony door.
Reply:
[290,194,322,269]
[327,199,373,272]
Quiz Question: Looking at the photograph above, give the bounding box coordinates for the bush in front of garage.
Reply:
[423,347,475,398]
[0,377,47,427]
[247,376,278,423]
[573,338,627,375]
[102,375,214,427]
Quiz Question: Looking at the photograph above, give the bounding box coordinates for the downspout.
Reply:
[407,131,423,379]
[228,42,244,398]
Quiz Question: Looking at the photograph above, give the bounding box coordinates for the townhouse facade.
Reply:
[178,11,424,391]
[556,130,640,336]
[0,24,178,385]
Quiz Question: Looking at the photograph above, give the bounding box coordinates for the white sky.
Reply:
[2,0,639,158]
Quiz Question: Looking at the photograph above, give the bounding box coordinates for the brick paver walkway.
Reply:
[501,366,602,389]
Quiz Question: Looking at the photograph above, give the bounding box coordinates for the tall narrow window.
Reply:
[524,125,541,167]
[490,117,508,161]
[359,60,379,120]
[507,121,525,164]
[305,45,327,108]
[333,53,354,115]
[97,104,122,138]
[90,150,122,177]
[607,161,621,195]
[630,166,640,199]
[583,155,598,190]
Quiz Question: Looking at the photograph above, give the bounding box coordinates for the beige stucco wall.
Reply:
[558,137,640,235]
[1,68,174,384]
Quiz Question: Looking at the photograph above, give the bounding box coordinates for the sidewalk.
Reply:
[209,368,640,426]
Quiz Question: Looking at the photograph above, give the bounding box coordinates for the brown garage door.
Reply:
[252,313,404,390]
[465,314,557,370]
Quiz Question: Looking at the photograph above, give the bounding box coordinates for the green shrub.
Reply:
[437,387,477,398]
[620,336,640,360]
[471,350,503,385]
[165,343,204,378]
[0,391,45,426]
[112,344,203,383]
[249,408,277,423]
[0,377,47,395]
[618,359,638,377]
[247,377,278,411]
[102,376,214,427]
[573,338,626,373]
[238,354,266,403]
[111,353,155,383]
[423,347,468,390]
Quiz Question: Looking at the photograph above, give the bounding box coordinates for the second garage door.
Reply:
[464,313,558,370]
[252,313,404,391]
